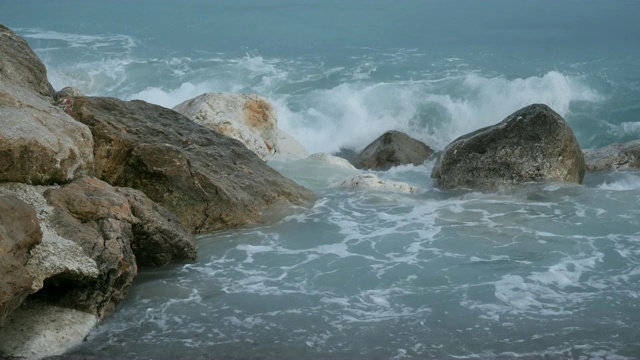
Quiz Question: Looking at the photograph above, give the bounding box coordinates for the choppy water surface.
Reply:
[68,165,640,359]
[2,0,640,358]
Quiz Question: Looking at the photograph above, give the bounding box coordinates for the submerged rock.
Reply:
[173,93,278,161]
[0,195,42,326]
[0,25,54,97]
[308,152,357,170]
[358,130,434,170]
[583,140,640,171]
[65,96,314,233]
[336,174,417,194]
[432,104,586,189]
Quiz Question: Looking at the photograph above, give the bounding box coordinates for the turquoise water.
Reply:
[2,1,640,358]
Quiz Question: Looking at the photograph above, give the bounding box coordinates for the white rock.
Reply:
[308,152,357,170]
[336,174,417,194]
[273,128,308,160]
[173,93,277,161]
[0,300,98,359]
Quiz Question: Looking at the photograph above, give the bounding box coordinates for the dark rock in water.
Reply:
[115,187,196,267]
[583,140,640,171]
[0,25,54,97]
[358,130,434,170]
[42,177,138,318]
[63,96,314,234]
[0,195,42,325]
[432,104,586,189]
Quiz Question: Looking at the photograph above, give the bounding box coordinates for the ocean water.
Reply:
[2,0,640,358]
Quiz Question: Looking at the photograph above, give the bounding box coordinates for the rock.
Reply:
[358,130,434,170]
[273,128,309,160]
[0,182,100,295]
[0,25,54,97]
[0,299,98,359]
[336,174,417,194]
[173,93,278,161]
[583,140,640,171]
[431,104,586,189]
[115,187,196,267]
[65,96,314,234]
[54,86,85,102]
[0,195,42,325]
[332,148,361,168]
[0,179,196,358]
[308,152,357,170]
[0,81,95,185]
[40,176,138,318]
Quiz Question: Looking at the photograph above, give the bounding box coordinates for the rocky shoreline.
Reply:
[1,24,638,359]
[0,24,313,358]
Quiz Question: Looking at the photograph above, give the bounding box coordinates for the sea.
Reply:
[2,1,640,358]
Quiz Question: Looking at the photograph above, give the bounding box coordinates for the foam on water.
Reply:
[6,7,640,357]
[597,172,640,191]
[19,26,603,155]
[67,171,640,358]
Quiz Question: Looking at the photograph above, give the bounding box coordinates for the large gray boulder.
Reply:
[358,130,434,170]
[432,104,586,189]
[583,140,640,171]
[63,96,314,233]
[0,82,95,185]
[0,195,42,326]
[173,93,278,161]
[0,24,54,97]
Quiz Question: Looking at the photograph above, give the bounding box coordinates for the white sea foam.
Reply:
[597,172,640,191]
[20,29,137,50]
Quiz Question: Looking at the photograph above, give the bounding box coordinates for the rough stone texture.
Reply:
[0,195,42,326]
[40,177,138,319]
[0,299,97,359]
[0,25,55,97]
[116,187,196,267]
[0,81,95,185]
[336,174,417,194]
[173,93,278,161]
[358,130,434,170]
[431,104,586,189]
[0,182,100,295]
[583,140,640,171]
[308,152,357,170]
[273,128,309,160]
[54,86,85,102]
[65,96,314,234]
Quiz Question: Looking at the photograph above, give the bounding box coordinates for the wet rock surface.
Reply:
[432,104,586,189]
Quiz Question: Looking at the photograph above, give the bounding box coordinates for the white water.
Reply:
[2,0,640,358]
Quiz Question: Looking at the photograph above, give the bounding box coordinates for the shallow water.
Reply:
[65,164,640,359]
